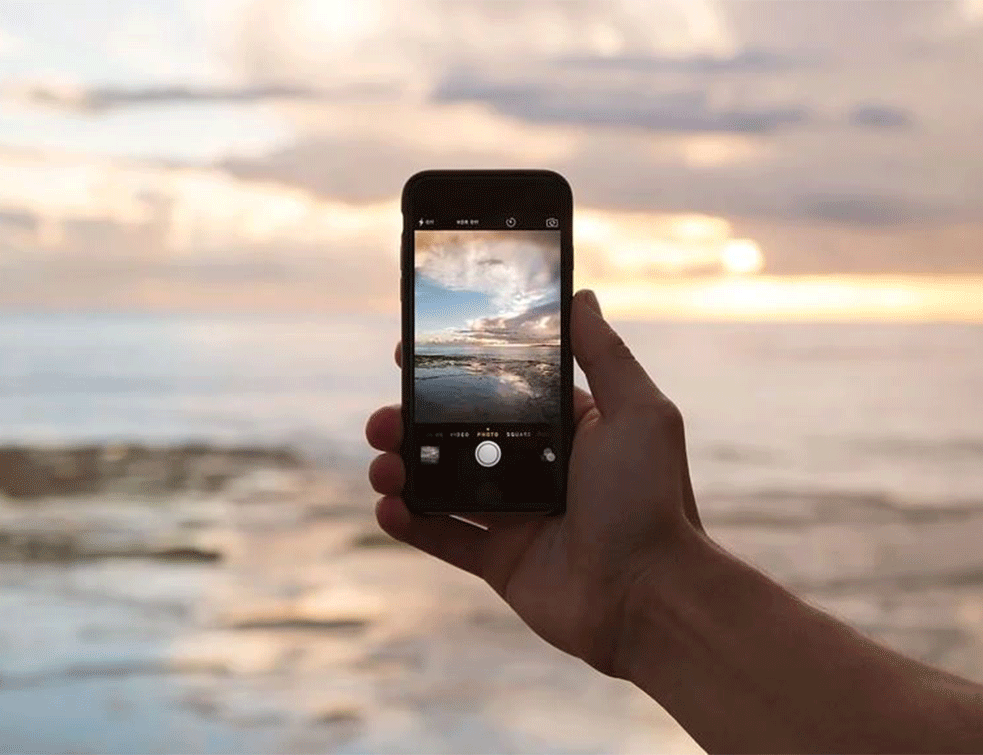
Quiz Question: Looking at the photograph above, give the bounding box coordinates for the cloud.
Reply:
[0,25,25,57]
[0,148,403,310]
[221,135,453,202]
[464,300,561,345]
[849,104,915,130]
[556,48,811,74]
[6,0,983,312]
[234,0,739,90]
[421,301,561,346]
[721,1,963,59]
[6,82,380,113]
[796,193,948,226]
[218,0,983,244]
[415,230,561,315]
[415,229,562,344]
[213,0,983,238]
[431,74,810,134]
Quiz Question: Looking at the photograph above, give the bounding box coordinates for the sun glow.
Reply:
[721,239,764,275]
[585,275,983,322]
[289,0,380,46]
[575,210,764,275]
[5,148,982,322]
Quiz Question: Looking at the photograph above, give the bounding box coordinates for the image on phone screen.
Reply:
[414,230,561,424]
[402,171,571,513]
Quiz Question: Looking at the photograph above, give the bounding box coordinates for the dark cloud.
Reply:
[557,48,813,74]
[14,82,396,113]
[222,135,512,202]
[798,193,949,225]
[0,209,37,232]
[849,104,915,130]
[220,127,978,233]
[432,73,810,134]
[465,299,561,344]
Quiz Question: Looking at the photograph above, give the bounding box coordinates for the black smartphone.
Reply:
[400,169,573,514]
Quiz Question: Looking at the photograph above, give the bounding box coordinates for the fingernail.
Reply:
[581,289,602,316]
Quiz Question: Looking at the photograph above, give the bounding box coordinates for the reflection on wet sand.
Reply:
[0,454,700,754]
[415,352,560,423]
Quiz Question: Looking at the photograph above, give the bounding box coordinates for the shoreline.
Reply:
[0,445,981,752]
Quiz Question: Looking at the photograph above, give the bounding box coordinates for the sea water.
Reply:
[1,312,983,753]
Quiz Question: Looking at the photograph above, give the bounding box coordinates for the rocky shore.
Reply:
[1,442,982,753]
[0,443,306,499]
[0,444,701,754]
[414,353,561,423]
[0,443,337,565]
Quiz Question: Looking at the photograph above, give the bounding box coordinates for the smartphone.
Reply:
[400,170,573,514]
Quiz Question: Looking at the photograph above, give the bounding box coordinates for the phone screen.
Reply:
[402,172,571,512]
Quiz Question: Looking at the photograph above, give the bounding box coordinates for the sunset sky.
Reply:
[1,0,982,320]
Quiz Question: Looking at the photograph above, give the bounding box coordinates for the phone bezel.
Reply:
[400,169,574,514]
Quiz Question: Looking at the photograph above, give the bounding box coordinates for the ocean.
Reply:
[1,312,982,753]
[3,312,981,504]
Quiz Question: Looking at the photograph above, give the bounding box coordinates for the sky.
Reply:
[0,0,982,320]
[415,230,561,346]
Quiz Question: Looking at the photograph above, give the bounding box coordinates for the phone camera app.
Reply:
[541,447,556,462]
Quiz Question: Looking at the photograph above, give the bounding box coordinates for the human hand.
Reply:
[366,289,704,676]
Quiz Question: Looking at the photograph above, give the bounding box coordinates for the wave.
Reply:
[789,566,983,595]
[703,488,983,528]
[851,436,983,461]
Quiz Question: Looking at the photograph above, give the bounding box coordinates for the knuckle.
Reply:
[661,397,684,428]
[605,333,635,362]
[638,396,685,438]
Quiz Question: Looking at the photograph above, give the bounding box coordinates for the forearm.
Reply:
[617,524,983,754]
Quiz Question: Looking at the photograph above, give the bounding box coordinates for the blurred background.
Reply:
[0,1,982,752]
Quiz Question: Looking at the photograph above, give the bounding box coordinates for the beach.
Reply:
[0,445,698,754]
[1,313,982,753]
[414,346,560,424]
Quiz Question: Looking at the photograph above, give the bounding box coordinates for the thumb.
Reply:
[571,290,657,417]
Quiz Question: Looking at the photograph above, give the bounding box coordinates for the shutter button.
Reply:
[475,441,501,467]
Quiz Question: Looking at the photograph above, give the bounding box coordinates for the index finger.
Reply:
[366,405,401,452]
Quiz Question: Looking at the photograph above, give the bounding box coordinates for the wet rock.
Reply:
[149,547,223,564]
[230,617,369,633]
[0,526,224,563]
[172,631,300,675]
[226,709,284,729]
[219,586,383,634]
[0,529,80,562]
[0,444,307,500]
[312,705,362,727]
[354,637,426,674]
[178,692,220,718]
[349,530,403,549]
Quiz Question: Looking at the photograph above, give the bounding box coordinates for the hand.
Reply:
[365,289,704,676]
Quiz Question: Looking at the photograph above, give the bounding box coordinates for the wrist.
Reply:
[610,519,717,683]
